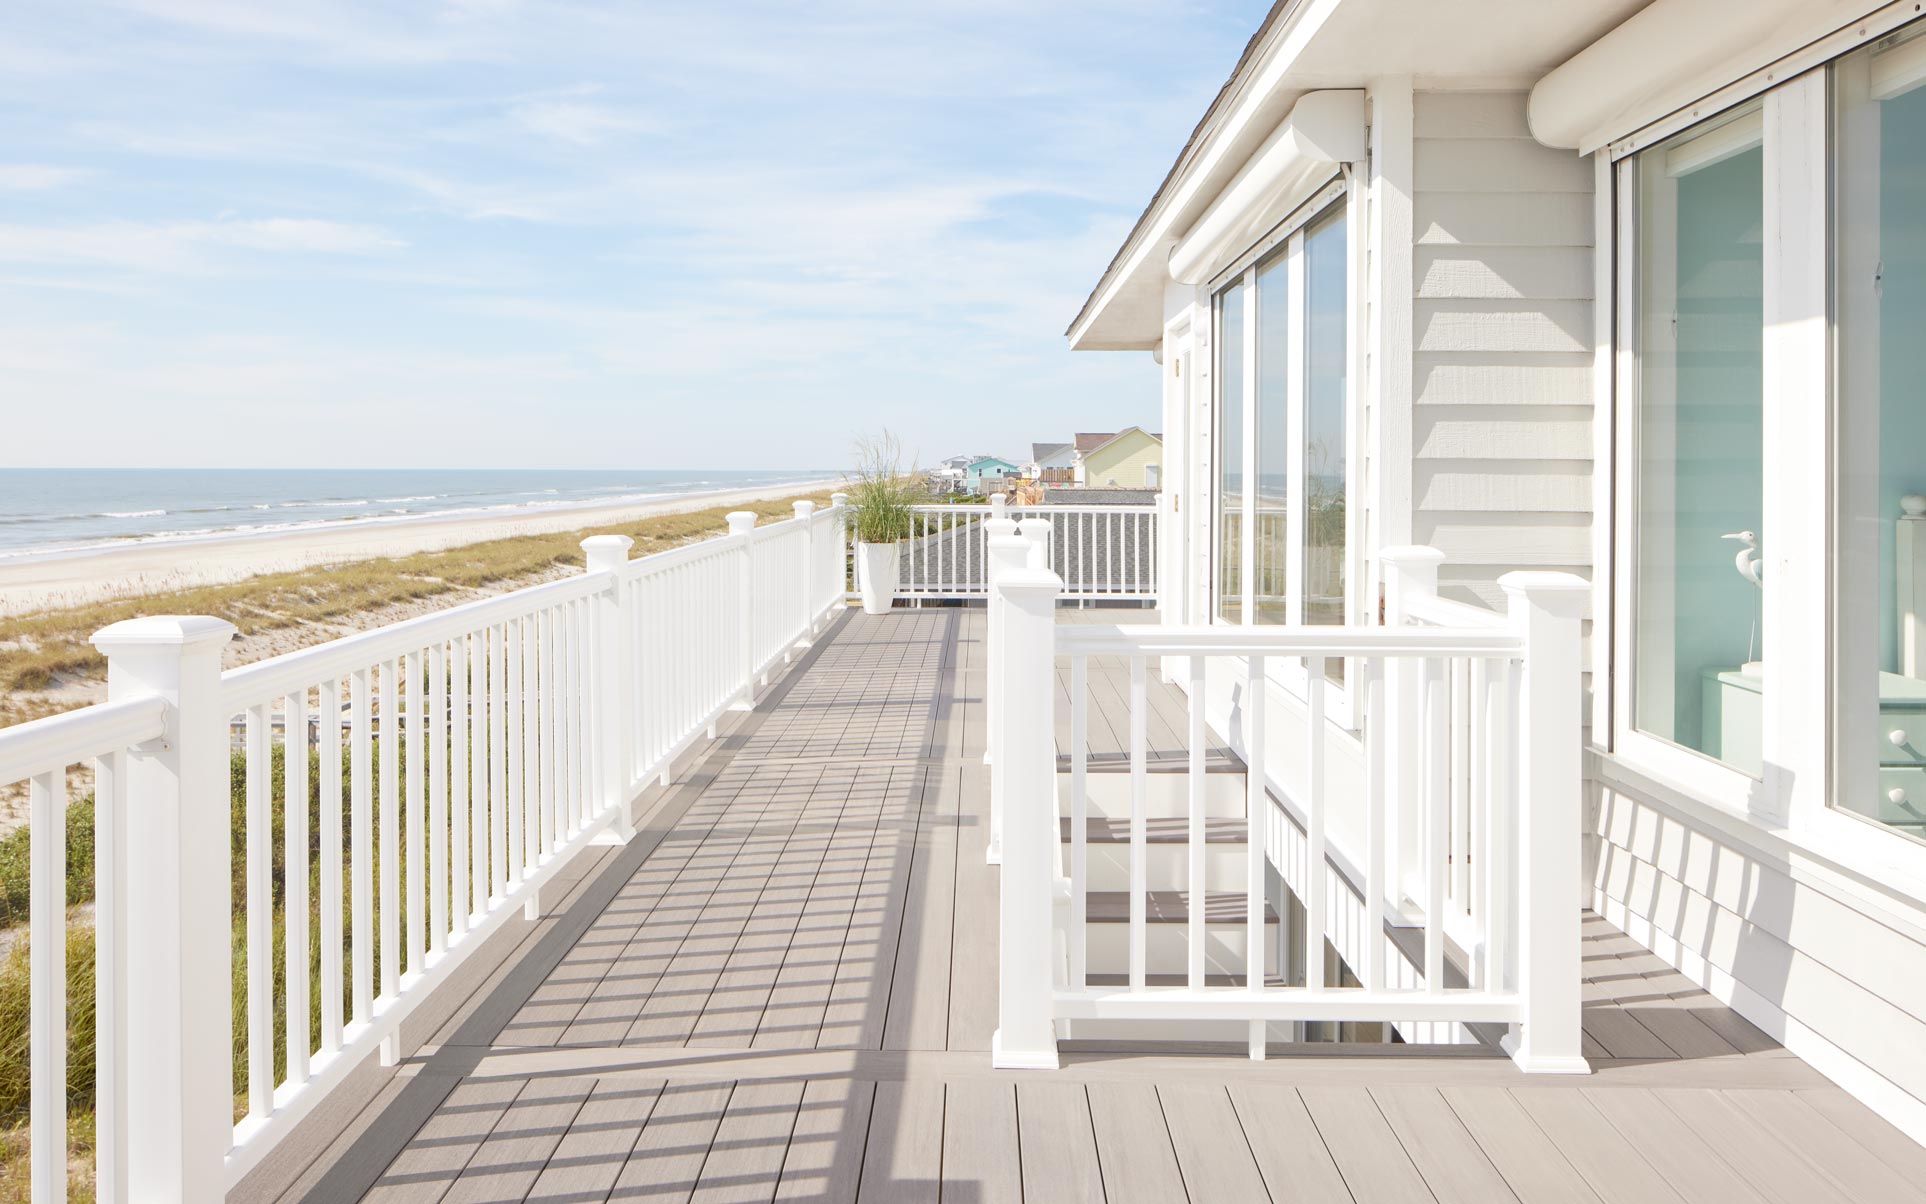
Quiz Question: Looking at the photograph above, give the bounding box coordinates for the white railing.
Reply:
[894,497,1157,601]
[0,497,845,1204]
[987,544,1588,1074]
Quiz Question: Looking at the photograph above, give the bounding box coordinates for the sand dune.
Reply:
[0,478,841,616]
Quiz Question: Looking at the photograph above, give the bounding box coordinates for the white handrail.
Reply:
[0,694,166,784]
[893,501,1160,601]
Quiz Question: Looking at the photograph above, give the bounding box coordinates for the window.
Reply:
[1213,195,1352,655]
[1835,25,1926,840]
[1625,105,1765,776]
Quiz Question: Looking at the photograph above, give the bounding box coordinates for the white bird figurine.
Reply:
[1722,531,1763,586]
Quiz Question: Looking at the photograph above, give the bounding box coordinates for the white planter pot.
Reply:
[856,541,901,615]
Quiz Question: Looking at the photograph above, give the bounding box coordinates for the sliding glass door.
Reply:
[1836,24,1926,838]
[1627,105,1766,775]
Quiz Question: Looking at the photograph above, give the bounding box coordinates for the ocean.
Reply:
[0,468,834,561]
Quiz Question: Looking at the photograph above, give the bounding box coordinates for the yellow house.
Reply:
[1074,426,1162,488]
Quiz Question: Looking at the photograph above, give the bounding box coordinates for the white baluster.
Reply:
[793,500,816,645]
[1380,545,1444,921]
[981,513,1020,772]
[584,535,637,841]
[727,512,757,710]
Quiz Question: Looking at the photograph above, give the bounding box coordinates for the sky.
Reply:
[0,1,1267,471]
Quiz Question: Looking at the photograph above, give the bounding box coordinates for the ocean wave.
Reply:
[103,509,166,518]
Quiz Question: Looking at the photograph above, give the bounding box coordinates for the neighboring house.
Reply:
[927,466,965,495]
[1069,0,1926,1144]
[964,456,1020,492]
[1074,426,1162,489]
[1025,441,1075,483]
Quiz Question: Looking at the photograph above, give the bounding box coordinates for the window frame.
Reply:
[1207,181,1363,716]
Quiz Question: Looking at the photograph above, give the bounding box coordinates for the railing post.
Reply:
[1380,545,1444,922]
[582,535,636,840]
[983,531,1027,863]
[793,500,816,643]
[1017,515,1053,573]
[89,616,237,1204]
[1499,570,1590,1075]
[982,514,1021,773]
[992,563,1064,1070]
[727,511,757,710]
[830,492,850,603]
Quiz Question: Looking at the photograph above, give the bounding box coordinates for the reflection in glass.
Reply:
[1304,211,1347,630]
[1217,284,1245,623]
[1837,30,1926,836]
[1254,252,1290,624]
[1631,107,1764,773]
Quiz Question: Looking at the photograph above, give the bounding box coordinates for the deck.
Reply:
[265,607,1926,1203]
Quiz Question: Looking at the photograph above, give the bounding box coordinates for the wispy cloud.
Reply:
[0,0,1261,467]
[0,218,403,272]
[0,164,86,190]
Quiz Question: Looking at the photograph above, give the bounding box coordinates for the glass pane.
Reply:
[1305,210,1347,635]
[1836,27,1926,836]
[1254,251,1289,624]
[1631,107,1764,773]
[1216,282,1245,623]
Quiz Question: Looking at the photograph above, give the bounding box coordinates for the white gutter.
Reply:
[1528,0,1868,153]
[1167,88,1365,287]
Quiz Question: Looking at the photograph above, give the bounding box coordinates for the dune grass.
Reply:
[0,490,836,726]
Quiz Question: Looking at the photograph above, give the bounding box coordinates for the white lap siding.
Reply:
[1409,92,1594,610]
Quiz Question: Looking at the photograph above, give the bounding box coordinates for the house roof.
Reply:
[1080,426,1162,459]
[1074,432,1117,455]
[1031,442,1071,462]
[967,455,1017,469]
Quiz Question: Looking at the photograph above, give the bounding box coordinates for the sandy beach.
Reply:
[0,478,840,616]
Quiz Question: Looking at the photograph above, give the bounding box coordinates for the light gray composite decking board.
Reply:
[278,606,1926,1204]
[857,1079,943,1204]
[1366,1086,1518,1204]
[1157,1083,1273,1202]
[1085,1082,1192,1204]
[1298,1085,1439,1203]
[1015,1081,1105,1204]
[1228,1084,1356,1203]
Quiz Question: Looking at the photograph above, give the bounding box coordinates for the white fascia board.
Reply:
[1168,89,1365,286]
[1066,0,1346,352]
[1527,0,1883,154]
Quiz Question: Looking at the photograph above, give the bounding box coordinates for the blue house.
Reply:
[964,455,1019,491]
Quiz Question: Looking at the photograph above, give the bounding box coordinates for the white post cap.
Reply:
[726,511,758,537]
[91,615,237,655]
[580,534,635,574]
[1498,570,1590,615]
[793,500,816,519]
[830,492,849,508]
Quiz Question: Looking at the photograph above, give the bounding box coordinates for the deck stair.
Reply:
[1052,757,1287,1040]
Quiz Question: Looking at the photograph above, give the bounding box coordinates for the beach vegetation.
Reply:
[845,433,924,545]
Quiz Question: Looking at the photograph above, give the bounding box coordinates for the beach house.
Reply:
[1065,0,1926,1159]
[963,454,1020,493]
[1024,440,1076,483]
[1072,425,1163,488]
[14,1,1926,1198]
